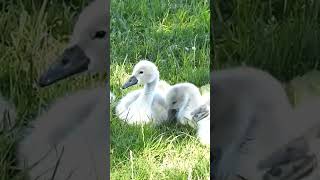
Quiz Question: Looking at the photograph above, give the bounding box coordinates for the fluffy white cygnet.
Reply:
[166,82,210,145]
[116,60,169,124]
[166,82,203,126]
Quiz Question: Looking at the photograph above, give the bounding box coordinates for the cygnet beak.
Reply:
[122,76,138,89]
[38,45,90,87]
[167,109,178,122]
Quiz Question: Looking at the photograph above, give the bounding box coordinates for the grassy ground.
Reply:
[110,0,210,179]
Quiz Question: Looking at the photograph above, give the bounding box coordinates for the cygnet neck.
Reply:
[143,76,158,97]
[181,95,191,111]
[184,86,202,108]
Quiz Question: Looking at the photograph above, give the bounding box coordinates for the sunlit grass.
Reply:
[110,0,210,179]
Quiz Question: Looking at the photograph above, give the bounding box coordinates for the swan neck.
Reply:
[182,96,191,111]
[143,77,158,96]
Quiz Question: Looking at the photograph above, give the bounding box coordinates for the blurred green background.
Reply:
[212,0,320,81]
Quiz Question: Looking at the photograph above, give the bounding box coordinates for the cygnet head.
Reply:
[38,0,108,87]
[166,89,188,121]
[167,88,188,110]
[166,83,200,121]
[122,60,159,89]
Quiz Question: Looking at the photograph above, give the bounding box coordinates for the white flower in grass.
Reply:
[169,44,178,51]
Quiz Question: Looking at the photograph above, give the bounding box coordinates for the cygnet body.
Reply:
[116,60,168,124]
[212,67,295,180]
[18,87,107,180]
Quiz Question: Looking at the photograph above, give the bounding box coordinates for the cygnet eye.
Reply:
[172,101,177,105]
[139,71,144,74]
[93,30,106,39]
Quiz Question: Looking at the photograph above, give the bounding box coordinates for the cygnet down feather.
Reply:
[116,60,170,124]
[166,82,203,126]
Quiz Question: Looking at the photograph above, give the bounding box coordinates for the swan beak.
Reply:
[168,109,177,122]
[38,45,90,87]
[122,76,138,89]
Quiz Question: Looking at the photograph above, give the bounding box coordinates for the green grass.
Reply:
[110,0,210,179]
[212,0,320,81]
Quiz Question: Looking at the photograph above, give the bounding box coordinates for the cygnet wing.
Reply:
[116,89,142,116]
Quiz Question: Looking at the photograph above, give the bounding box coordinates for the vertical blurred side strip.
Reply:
[106,0,111,179]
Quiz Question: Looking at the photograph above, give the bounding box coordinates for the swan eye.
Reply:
[93,30,106,39]
[139,71,144,74]
[172,101,177,105]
